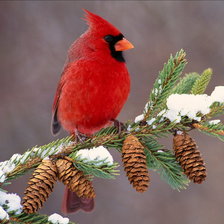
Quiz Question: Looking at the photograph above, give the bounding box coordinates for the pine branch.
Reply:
[145,49,187,118]
[193,122,224,142]
[3,136,74,184]
[1,49,224,223]
[142,136,189,190]
[9,212,75,224]
[191,68,213,95]
[207,102,224,118]
[172,72,200,94]
[73,160,119,179]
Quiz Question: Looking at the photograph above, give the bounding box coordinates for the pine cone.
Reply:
[173,131,206,183]
[122,135,149,192]
[23,159,57,213]
[56,158,95,199]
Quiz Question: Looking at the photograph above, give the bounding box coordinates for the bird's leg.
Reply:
[74,129,88,143]
[111,119,125,135]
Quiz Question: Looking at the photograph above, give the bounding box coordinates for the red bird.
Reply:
[51,10,134,213]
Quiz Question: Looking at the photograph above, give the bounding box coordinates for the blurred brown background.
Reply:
[1,1,224,224]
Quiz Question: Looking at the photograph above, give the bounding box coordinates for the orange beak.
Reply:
[114,38,134,51]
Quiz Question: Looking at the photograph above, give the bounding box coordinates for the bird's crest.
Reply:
[82,9,120,36]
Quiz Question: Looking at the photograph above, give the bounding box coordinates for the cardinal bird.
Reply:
[51,10,134,213]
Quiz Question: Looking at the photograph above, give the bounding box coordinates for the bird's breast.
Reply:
[58,60,130,134]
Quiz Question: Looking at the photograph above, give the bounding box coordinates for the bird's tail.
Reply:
[61,187,94,213]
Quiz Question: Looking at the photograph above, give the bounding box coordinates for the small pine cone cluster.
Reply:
[122,135,149,192]
[23,157,95,214]
[22,159,57,213]
[56,158,96,199]
[173,131,206,184]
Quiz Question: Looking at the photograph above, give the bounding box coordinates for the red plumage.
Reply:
[51,9,133,213]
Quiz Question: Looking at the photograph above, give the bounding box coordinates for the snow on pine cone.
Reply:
[173,131,206,184]
[22,159,57,213]
[56,157,95,199]
[122,135,149,192]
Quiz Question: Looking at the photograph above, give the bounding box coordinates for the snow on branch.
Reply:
[1,49,224,223]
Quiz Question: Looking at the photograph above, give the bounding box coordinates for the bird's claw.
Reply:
[74,129,88,143]
[112,119,125,135]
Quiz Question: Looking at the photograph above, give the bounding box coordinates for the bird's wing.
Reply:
[51,58,89,135]
[51,65,69,135]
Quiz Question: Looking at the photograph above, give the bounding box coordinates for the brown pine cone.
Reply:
[56,158,95,199]
[173,131,206,183]
[22,159,57,213]
[122,135,149,192]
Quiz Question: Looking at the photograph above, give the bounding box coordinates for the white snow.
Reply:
[0,140,74,183]
[164,93,214,122]
[168,94,212,118]
[209,119,221,125]
[127,124,132,132]
[0,206,9,221]
[210,86,224,103]
[157,110,166,122]
[0,191,22,215]
[48,213,69,224]
[0,191,8,205]
[0,171,6,183]
[20,151,31,164]
[134,114,144,123]
[76,146,113,166]
[163,109,181,123]
[77,149,90,161]
[159,86,224,123]
[147,118,156,126]
[40,141,75,159]
[0,160,16,182]
[20,141,75,162]
[9,154,22,164]
[194,117,202,122]
[176,130,183,135]
[157,110,166,117]
[0,161,15,174]
[153,88,159,95]
[144,102,151,112]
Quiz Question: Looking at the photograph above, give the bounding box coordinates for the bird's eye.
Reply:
[104,35,114,43]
